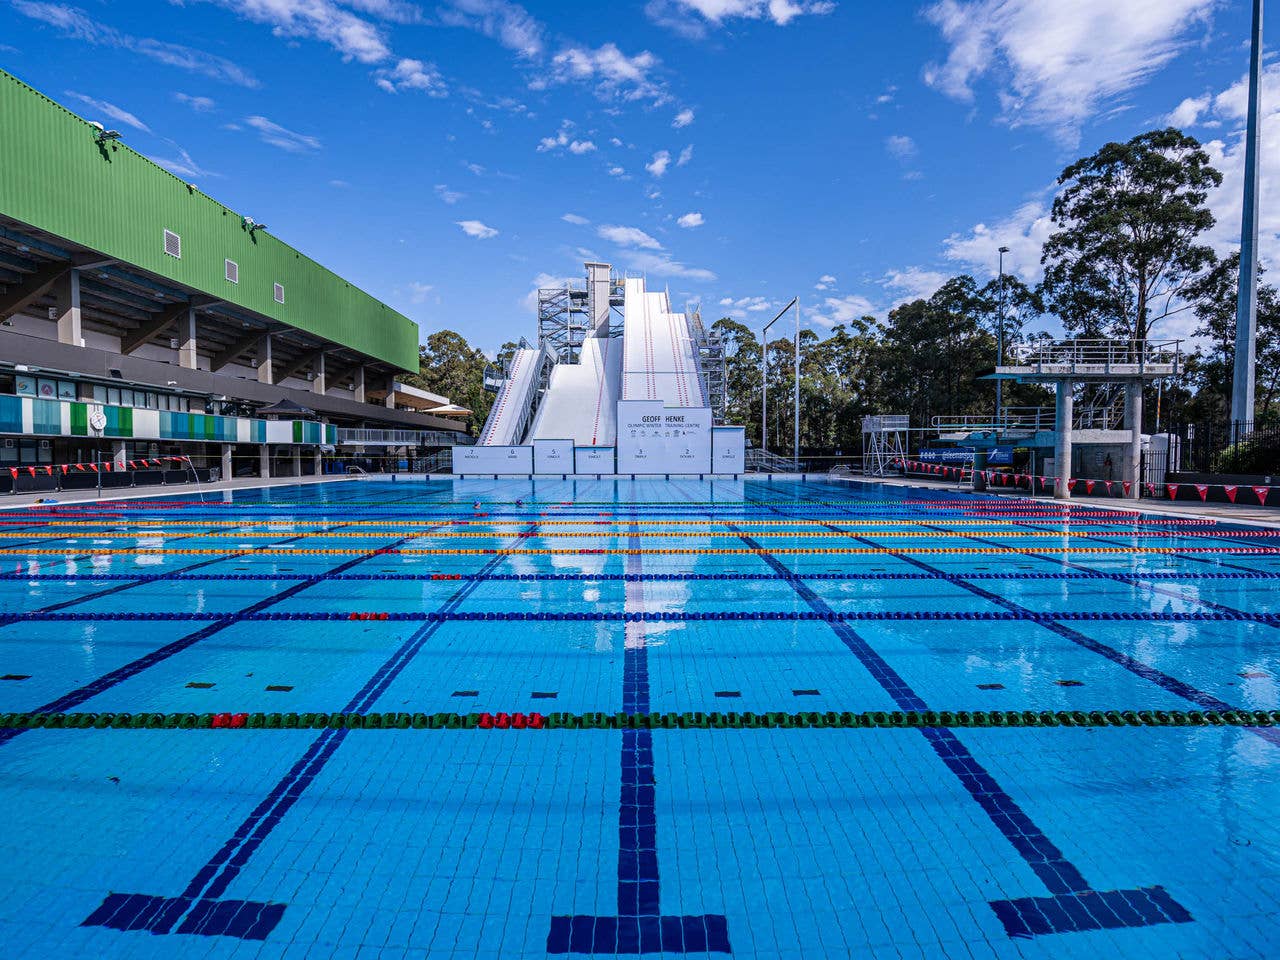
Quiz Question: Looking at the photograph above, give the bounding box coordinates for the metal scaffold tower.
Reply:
[537,267,624,364]
[688,310,726,423]
[862,415,908,475]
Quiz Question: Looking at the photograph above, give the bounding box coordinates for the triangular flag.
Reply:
[104,462,112,472]
[26,466,35,477]
[88,463,98,472]
[1253,486,1269,506]
[1085,480,1096,494]
[1123,481,1131,495]
[1104,481,1113,495]
[1195,484,1208,501]
[1145,483,1156,496]
[1068,478,1077,492]
[44,466,52,476]
[1167,484,1179,500]
[1224,485,1238,503]
[7,468,15,479]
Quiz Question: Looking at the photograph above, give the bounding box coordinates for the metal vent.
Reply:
[273,282,285,304]
[163,229,181,259]
[225,259,239,284]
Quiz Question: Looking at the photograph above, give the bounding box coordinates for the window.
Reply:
[92,385,107,404]
[164,229,182,259]
[57,380,76,399]
[225,259,239,284]
[107,387,121,406]
[273,282,285,304]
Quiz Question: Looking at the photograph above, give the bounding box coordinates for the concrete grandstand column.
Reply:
[352,365,366,403]
[221,444,233,481]
[311,353,326,395]
[111,440,126,471]
[257,335,273,384]
[53,269,82,345]
[1126,380,1143,500]
[313,447,322,476]
[1054,379,1073,500]
[259,445,270,478]
[292,446,302,476]
[179,307,198,370]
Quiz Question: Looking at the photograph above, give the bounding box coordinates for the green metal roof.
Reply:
[0,69,419,372]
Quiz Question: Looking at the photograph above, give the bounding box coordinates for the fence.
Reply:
[1164,420,1280,480]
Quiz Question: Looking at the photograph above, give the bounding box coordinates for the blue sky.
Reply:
[1,0,1275,354]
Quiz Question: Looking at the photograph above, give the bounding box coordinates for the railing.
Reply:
[1007,338,1182,374]
[930,408,1052,433]
[335,428,474,447]
[746,448,802,473]
[1166,420,1280,478]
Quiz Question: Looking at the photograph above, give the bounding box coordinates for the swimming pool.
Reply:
[1,477,1278,959]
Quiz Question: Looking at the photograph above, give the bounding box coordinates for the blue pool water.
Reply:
[1,476,1279,959]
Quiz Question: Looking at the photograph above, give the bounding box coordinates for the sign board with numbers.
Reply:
[615,400,712,474]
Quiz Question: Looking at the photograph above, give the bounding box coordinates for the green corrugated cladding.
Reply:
[32,399,61,434]
[0,70,419,372]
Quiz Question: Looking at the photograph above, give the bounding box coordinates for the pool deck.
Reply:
[0,473,354,510]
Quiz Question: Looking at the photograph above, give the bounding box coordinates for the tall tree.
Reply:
[404,330,494,434]
[712,318,763,444]
[1041,128,1222,341]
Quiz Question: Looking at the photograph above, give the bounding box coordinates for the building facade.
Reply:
[0,70,464,493]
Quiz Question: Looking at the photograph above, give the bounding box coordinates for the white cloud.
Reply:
[13,1,258,86]
[885,134,916,160]
[922,0,1217,141]
[1168,92,1212,128]
[244,116,322,152]
[375,58,445,95]
[677,211,704,228]
[568,139,597,154]
[677,144,694,166]
[672,107,694,127]
[813,274,837,290]
[549,43,666,103]
[608,165,627,177]
[192,0,391,63]
[941,199,1055,283]
[174,92,215,112]
[408,281,434,304]
[523,271,575,311]
[720,295,776,314]
[622,250,716,281]
[435,184,465,204]
[881,267,950,306]
[537,121,594,155]
[650,0,835,32]
[437,0,545,58]
[808,294,877,328]
[561,213,589,225]
[456,220,499,239]
[63,91,150,132]
[151,147,213,179]
[598,224,663,250]
[646,150,672,177]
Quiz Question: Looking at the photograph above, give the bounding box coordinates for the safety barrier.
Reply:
[2,708,1277,731]
[897,458,1279,506]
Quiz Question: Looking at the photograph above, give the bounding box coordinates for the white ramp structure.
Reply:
[472,261,737,474]
[620,278,706,408]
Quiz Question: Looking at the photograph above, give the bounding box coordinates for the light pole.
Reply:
[761,296,798,459]
[793,297,801,469]
[1231,0,1264,431]
[996,245,1009,424]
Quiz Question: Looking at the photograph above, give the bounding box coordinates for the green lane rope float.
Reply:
[1,708,1277,731]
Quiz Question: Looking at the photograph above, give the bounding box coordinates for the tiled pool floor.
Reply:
[1,477,1278,959]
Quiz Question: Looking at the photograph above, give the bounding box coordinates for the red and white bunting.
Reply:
[1224,485,1238,503]
[1254,486,1270,506]
[1167,484,1179,500]
[1123,481,1131,495]
[1195,484,1208,501]
[1085,480,1096,494]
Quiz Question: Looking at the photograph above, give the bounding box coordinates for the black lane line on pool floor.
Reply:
[81,522,537,942]
[855,518,1280,750]
[546,523,730,956]
[731,512,1194,940]
[0,520,439,747]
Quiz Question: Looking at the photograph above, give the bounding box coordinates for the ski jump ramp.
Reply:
[465,264,743,475]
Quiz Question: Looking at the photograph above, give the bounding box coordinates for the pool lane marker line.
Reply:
[861,520,1280,751]
[0,520,443,749]
[547,525,731,956]
[81,524,533,943]
[731,519,1193,941]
